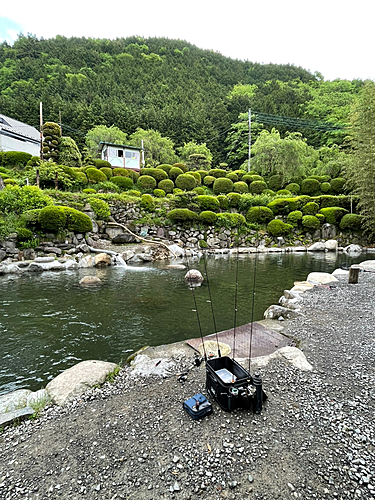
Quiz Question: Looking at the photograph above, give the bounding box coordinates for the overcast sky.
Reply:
[1,0,374,82]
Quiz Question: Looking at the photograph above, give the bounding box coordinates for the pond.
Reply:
[0,251,370,395]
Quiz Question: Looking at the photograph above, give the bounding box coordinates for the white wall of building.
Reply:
[0,134,40,156]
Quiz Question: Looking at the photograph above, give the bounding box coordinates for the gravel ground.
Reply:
[0,273,375,500]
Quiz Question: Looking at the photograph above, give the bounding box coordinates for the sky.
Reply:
[0,0,374,82]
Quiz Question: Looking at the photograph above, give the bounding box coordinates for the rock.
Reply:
[290,281,314,293]
[23,248,36,260]
[156,228,165,238]
[278,296,301,310]
[112,233,136,244]
[344,244,362,255]
[34,256,56,263]
[253,346,312,371]
[94,253,112,267]
[79,276,102,285]
[291,246,307,252]
[0,407,35,427]
[0,263,23,274]
[332,268,349,276]
[0,175,4,190]
[64,259,79,270]
[325,239,338,251]
[307,242,326,252]
[168,244,185,258]
[138,253,153,262]
[78,256,94,268]
[26,389,50,408]
[184,269,204,282]
[358,260,375,272]
[76,244,90,253]
[43,246,62,255]
[207,237,221,248]
[27,262,45,272]
[263,305,299,320]
[130,354,175,378]
[46,360,118,405]
[121,250,135,261]
[306,272,338,285]
[0,249,7,262]
[105,226,124,239]
[0,389,31,413]
[321,223,337,239]
[166,264,186,270]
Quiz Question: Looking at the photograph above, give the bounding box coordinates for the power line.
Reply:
[252,111,348,132]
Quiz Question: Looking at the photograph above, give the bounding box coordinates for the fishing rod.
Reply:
[202,251,221,358]
[232,247,240,363]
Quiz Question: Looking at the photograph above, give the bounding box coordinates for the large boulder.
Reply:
[253,346,312,372]
[112,233,136,244]
[78,255,94,268]
[79,276,102,285]
[325,239,338,251]
[0,389,31,413]
[306,272,338,285]
[46,360,118,405]
[307,242,326,252]
[94,253,112,267]
[263,305,300,320]
[184,269,204,282]
[344,244,362,255]
[359,260,375,272]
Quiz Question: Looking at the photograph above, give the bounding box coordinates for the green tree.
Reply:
[129,128,177,166]
[177,141,213,163]
[85,125,128,157]
[58,136,82,168]
[345,81,375,235]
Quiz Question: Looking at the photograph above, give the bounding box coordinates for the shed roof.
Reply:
[98,141,142,152]
[0,114,40,143]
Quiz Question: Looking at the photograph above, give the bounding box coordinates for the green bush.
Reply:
[137,175,157,191]
[216,212,246,228]
[156,164,173,173]
[319,207,348,224]
[196,195,220,212]
[61,207,93,232]
[93,159,111,168]
[169,167,184,180]
[285,183,300,194]
[38,206,67,232]
[140,168,168,182]
[199,239,208,248]
[217,195,229,210]
[75,171,88,184]
[302,215,320,232]
[213,178,233,195]
[83,188,97,194]
[153,189,166,198]
[100,167,113,179]
[198,211,218,224]
[175,174,197,191]
[167,208,198,222]
[227,192,241,208]
[111,176,134,190]
[250,181,267,194]
[16,227,33,241]
[330,177,346,193]
[321,182,331,193]
[301,178,321,195]
[0,151,32,167]
[203,175,215,187]
[233,169,246,180]
[340,213,363,231]
[158,178,175,194]
[126,190,141,197]
[196,170,208,180]
[89,198,111,220]
[309,175,331,182]
[238,193,273,212]
[173,188,184,194]
[317,195,352,210]
[189,171,201,184]
[267,219,293,237]
[303,202,319,215]
[246,206,274,223]
[4,178,17,185]
[86,168,107,183]
[208,168,227,178]
[243,174,264,184]
[113,167,133,178]
[22,209,42,227]
[276,189,292,196]
[95,181,121,193]
[0,185,53,215]
[233,181,248,193]
[287,210,303,226]
[268,175,283,191]
[193,187,205,195]
[226,172,238,182]
[268,197,299,215]
[316,214,325,223]
[173,162,187,173]
[141,194,155,211]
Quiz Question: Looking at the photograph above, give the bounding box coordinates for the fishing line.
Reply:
[202,250,221,357]
[248,213,260,373]
[232,247,240,361]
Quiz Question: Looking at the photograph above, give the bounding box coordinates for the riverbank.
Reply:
[1,269,374,499]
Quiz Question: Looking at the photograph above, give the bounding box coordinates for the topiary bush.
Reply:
[42,122,61,161]
[321,182,331,193]
[226,172,238,182]
[86,168,107,183]
[0,151,32,167]
[287,210,303,226]
[340,213,363,231]
[268,175,283,191]
[227,192,241,208]
[243,174,264,184]
[153,189,166,198]
[137,175,157,192]
[16,227,33,242]
[167,208,198,222]
[233,169,246,179]
[217,195,229,210]
[303,202,319,215]
[93,159,111,168]
[196,170,208,180]
[141,194,155,211]
[0,185,53,215]
[61,207,93,232]
[140,168,168,182]
[208,168,227,178]
[175,174,197,191]
[83,188,97,194]
[100,167,113,179]
[189,171,201,184]
[158,179,175,193]
[193,187,205,195]
[285,183,300,194]
[203,175,215,187]
[38,206,67,232]
[238,193,274,212]
[213,178,233,195]
[95,181,121,193]
[172,162,187,173]
[302,215,320,232]
[246,206,274,224]
[89,198,111,220]
[250,181,268,194]
[4,178,17,185]
[112,168,133,178]
[198,211,218,224]
[276,189,292,196]
[268,198,299,215]
[196,195,220,212]
[301,178,321,195]
[233,181,248,194]
[316,213,325,224]
[169,167,184,181]
[319,207,348,224]
[111,176,134,190]
[75,171,88,184]
[156,164,173,173]
[216,212,246,228]
[267,219,293,237]
[330,177,346,194]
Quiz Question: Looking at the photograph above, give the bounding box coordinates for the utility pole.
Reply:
[248,108,251,172]
[39,102,43,160]
[141,139,145,168]
[59,110,62,134]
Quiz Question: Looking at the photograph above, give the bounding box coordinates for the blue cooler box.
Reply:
[183,393,212,420]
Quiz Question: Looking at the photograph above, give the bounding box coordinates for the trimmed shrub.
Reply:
[153,189,166,198]
[75,171,88,184]
[89,198,111,220]
[16,227,33,241]
[233,181,248,193]
[172,162,187,173]
[250,181,267,194]
[303,202,319,215]
[169,167,184,180]
[93,159,111,168]
[38,206,67,232]
[113,167,133,178]
[0,185,53,215]
[95,181,121,193]
[317,195,351,210]
[263,189,275,196]
[217,195,229,210]
[175,174,197,191]
[267,219,293,237]
[268,175,283,191]
[239,193,273,212]
[198,211,218,224]
[140,168,168,182]
[226,172,238,182]
[167,208,198,222]
[276,189,292,196]
[208,168,227,178]
[309,175,331,182]
[61,207,93,232]
[316,213,325,223]
[199,239,208,248]
[158,178,175,194]
[100,167,113,179]
[141,194,154,211]
[189,171,201,184]
[302,215,320,232]
[4,178,17,185]
[243,174,264,184]
[193,187,205,195]
[319,207,348,224]
[246,206,274,224]
[287,210,303,226]
[196,170,208,180]
[340,213,363,231]
[321,182,331,193]
[173,188,184,194]
[196,195,220,212]
[22,209,42,227]
[203,175,215,187]
[301,178,321,195]
[156,164,173,173]
[86,168,107,183]
[137,175,157,191]
[233,169,246,180]
[213,178,233,195]
[216,212,246,228]
[83,188,97,194]
[126,190,141,197]
[227,192,241,208]
[285,183,300,194]
[111,176,134,190]
[268,198,299,215]
[0,151,32,167]
[330,177,346,193]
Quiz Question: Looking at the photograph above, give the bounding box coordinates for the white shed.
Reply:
[0,114,40,156]
[99,142,142,171]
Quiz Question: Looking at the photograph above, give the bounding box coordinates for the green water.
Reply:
[0,251,369,394]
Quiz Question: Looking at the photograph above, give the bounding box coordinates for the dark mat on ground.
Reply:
[187,321,293,359]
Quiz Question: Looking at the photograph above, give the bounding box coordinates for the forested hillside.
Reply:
[0,34,362,164]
